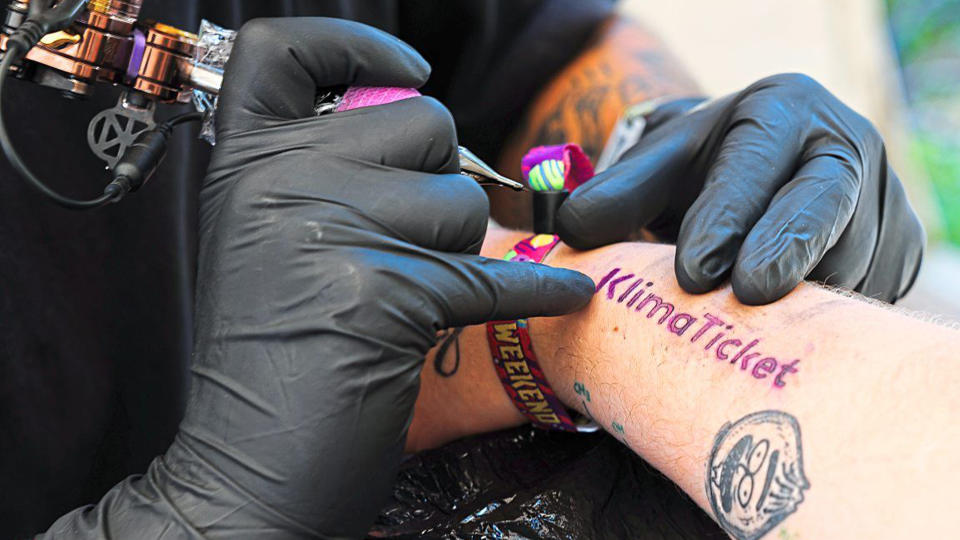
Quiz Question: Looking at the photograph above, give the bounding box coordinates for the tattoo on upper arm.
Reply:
[434,327,463,377]
[500,17,699,170]
[706,411,809,540]
[517,66,624,160]
[596,267,802,389]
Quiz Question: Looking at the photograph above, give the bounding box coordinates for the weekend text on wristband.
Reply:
[486,143,594,433]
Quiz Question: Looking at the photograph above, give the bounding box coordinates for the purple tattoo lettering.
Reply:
[595,268,620,292]
[692,313,726,342]
[668,313,698,336]
[731,339,760,366]
[716,339,742,361]
[637,293,674,324]
[626,282,653,307]
[605,273,636,300]
[738,352,761,371]
[598,267,803,389]
[751,357,778,379]
[705,332,725,350]
[618,277,644,303]
[774,359,800,387]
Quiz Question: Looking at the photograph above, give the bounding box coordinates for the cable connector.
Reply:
[108,127,170,197]
[105,111,202,201]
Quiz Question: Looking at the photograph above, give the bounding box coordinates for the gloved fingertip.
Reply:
[401,48,431,87]
[674,248,728,295]
[571,269,598,301]
[730,264,796,306]
[556,200,607,251]
[542,266,597,311]
[674,262,711,295]
[896,213,926,300]
[453,259,596,326]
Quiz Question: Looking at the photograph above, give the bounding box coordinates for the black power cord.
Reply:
[0,0,121,209]
[0,45,123,208]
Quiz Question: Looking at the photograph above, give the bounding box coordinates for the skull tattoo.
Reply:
[706,410,809,540]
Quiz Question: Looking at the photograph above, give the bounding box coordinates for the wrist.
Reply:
[527,241,675,434]
[409,325,527,452]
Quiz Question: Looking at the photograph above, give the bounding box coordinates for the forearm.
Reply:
[412,226,959,538]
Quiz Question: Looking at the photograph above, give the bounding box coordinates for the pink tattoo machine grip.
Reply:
[334,86,422,112]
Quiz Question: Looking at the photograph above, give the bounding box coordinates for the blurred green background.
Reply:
[887,0,960,246]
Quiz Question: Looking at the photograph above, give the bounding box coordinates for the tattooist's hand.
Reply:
[41,17,593,539]
[557,73,924,305]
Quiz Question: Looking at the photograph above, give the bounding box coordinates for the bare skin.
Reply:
[408,224,959,539]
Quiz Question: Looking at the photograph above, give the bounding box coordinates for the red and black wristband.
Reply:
[486,143,597,433]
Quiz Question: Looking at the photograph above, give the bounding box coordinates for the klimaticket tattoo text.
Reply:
[596,268,801,388]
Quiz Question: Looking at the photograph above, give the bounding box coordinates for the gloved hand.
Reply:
[558,73,924,304]
[41,18,593,539]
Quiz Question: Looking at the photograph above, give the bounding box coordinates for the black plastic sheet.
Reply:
[372,427,726,539]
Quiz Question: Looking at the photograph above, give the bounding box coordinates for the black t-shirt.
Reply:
[0,1,613,535]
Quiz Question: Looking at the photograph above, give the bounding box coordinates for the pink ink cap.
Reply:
[335,86,422,112]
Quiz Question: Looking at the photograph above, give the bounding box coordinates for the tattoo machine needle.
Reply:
[458,146,527,191]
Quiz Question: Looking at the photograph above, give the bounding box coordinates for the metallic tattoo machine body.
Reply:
[1,0,221,102]
[0,0,524,209]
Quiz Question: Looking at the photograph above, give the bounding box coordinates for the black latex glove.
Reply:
[41,18,593,539]
[558,73,924,304]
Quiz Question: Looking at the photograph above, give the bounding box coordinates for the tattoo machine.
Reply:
[0,0,525,210]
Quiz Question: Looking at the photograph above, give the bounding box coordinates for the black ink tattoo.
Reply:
[523,53,690,161]
[706,410,809,540]
[505,19,699,167]
[526,77,611,160]
[434,327,463,377]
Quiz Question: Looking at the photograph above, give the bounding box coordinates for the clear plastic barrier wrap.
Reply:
[192,19,235,144]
